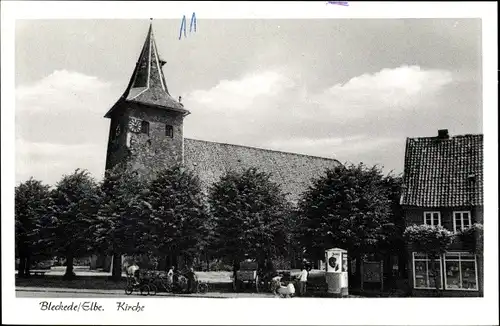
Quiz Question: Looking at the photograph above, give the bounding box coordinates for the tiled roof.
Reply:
[105,23,189,118]
[400,133,483,207]
[184,138,341,203]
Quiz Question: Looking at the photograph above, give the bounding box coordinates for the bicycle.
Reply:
[151,272,173,293]
[125,276,152,296]
[197,280,209,294]
[142,270,158,296]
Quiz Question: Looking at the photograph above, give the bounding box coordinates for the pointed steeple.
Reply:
[105,20,188,118]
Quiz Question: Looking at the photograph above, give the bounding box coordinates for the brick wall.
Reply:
[105,102,186,179]
[404,206,484,230]
[404,206,484,297]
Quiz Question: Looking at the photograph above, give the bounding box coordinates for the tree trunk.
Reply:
[18,255,26,278]
[63,253,75,280]
[111,252,122,281]
[355,255,362,288]
[24,253,32,277]
[398,251,407,279]
[430,256,441,297]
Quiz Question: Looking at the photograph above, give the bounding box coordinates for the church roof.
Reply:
[105,22,189,118]
[184,138,342,203]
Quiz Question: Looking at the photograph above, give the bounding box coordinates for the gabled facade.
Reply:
[401,129,483,296]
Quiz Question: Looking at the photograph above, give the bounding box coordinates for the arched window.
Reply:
[141,120,150,135]
[165,124,173,138]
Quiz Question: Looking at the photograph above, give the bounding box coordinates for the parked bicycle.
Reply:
[197,280,209,294]
[125,275,154,296]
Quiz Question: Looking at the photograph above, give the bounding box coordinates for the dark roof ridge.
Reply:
[407,133,483,141]
[185,138,341,164]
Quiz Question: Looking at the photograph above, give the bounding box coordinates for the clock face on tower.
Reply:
[129,117,142,133]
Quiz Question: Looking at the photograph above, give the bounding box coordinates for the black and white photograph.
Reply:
[2,1,498,325]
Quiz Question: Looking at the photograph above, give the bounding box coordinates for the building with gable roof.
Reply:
[97,21,341,271]
[401,129,483,296]
[104,22,341,204]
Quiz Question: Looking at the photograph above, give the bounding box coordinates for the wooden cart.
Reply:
[233,260,261,293]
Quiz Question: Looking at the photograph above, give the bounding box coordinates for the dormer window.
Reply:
[141,120,150,135]
[165,124,173,138]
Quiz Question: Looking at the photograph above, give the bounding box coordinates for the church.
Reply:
[103,22,341,204]
[95,22,340,271]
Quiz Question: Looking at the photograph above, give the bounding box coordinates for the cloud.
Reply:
[15,70,114,184]
[313,65,454,119]
[16,70,114,110]
[266,136,400,158]
[15,139,106,186]
[182,65,457,173]
[15,70,115,145]
[186,70,295,111]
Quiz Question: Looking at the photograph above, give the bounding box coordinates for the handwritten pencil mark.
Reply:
[179,12,196,40]
[326,1,349,6]
[179,15,187,40]
[190,12,197,34]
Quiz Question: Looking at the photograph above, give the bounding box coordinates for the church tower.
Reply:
[104,21,190,178]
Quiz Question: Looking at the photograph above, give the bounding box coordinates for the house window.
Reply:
[141,120,150,135]
[412,252,443,289]
[444,252,478,290]
[423,211,441,226]
[453,211,472,232]
[165,124,173,138]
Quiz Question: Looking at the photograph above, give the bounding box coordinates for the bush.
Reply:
[271,256,291,270]
[208,259,233,271]
[457,223,483,253]
[403,224,454,256]
[122,255,159,271]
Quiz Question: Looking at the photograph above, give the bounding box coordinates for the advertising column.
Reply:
[325,248,349,297]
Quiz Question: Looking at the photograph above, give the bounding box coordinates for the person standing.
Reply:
[186,267,198,293]
[127,262,140,286]
[298,266,308,296]
[167,266,174,286]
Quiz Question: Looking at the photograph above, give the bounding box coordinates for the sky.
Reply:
[15,18,483,185]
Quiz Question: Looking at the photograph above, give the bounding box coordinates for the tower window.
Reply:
[165,124,173,138]
[141,120,150,135]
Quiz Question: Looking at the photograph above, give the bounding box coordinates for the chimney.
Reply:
[437,129,449,139]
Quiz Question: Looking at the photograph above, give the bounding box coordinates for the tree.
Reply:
[403,224,454,294]
[208,167,291,266]
[95,165,153,280]
[297,164,393,268]
[46,169,101,279]
[457,223,483,254]
[15,178,52,277]
[378,174,406,277]
[147,166,209,269]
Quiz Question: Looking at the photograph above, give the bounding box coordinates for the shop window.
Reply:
[453,211,472,232]
[423,211,441,226]
[412,252,443,289]
[444,252,478,290]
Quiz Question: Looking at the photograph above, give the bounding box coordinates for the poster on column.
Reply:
[328,251,341,272]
